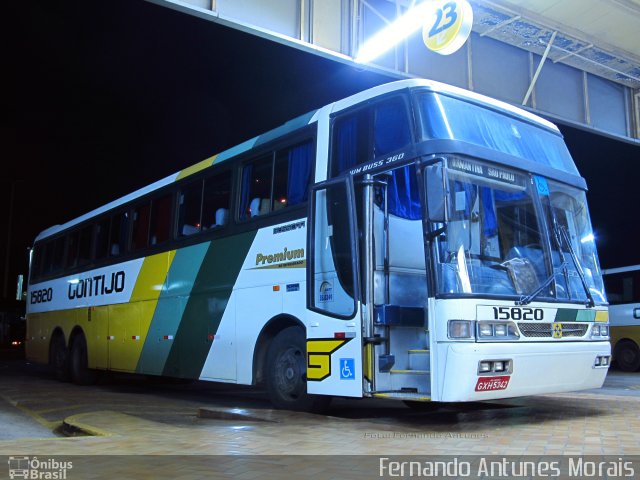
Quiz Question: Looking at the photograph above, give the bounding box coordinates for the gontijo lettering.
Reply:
[68,271,125,300]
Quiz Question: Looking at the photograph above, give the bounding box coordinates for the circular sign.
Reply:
[422,0,473,56]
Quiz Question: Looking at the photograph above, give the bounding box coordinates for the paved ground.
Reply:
[0,356,639,478]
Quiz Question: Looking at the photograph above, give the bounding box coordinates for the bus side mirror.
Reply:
[426,164,446,223]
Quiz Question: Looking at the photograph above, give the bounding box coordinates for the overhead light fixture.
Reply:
[355,0,473,64]
[355,2,433,64]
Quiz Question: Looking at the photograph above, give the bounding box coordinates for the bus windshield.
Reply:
[430,158,606,305]
[416,91,579,177]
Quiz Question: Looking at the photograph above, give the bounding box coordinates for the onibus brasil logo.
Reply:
[8,456,73,479]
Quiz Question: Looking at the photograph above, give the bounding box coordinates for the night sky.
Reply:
[2,0,639,303]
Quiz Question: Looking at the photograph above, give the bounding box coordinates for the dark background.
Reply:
[2,0,638,304]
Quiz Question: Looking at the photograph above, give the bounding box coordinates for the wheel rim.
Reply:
[274,345,304,400]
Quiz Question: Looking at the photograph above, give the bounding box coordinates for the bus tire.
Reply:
[50,334,70,382]
[614,340,640,372]
[69,333,97,385]
[265,326,331,412]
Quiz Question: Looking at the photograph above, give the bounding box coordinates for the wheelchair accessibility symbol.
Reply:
[340,358,355,380]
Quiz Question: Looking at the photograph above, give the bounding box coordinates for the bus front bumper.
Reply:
[438,341,611,402]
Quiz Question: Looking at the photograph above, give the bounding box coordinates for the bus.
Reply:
[603,265,640,371]
[25,79,611,411]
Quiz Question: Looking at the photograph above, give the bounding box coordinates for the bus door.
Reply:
[306,177,364,397]
[364,165,432,400]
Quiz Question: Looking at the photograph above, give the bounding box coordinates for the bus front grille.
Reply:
[518,323,588,338]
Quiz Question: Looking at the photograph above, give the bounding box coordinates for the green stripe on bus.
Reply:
[554,309,596,322]
[162,231,257,378]
[136,242,210,375]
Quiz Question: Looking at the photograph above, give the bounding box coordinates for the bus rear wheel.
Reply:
[614,340,640,372]
[265,326,330,412]
[69,333,97,385]
[50,334,70,382]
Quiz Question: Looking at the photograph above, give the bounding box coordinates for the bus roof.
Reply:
[35,79,561,242]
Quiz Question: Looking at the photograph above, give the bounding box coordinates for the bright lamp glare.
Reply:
[355,2,432,63]
[581,233,595,244]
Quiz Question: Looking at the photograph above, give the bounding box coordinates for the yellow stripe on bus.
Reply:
[106,251,177,372]
[175,155,218,181]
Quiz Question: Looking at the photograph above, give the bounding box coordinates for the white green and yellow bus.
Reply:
[603,265,640,371]
[26,79,611,411]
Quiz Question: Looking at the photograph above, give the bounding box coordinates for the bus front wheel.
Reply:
[614,340,640,372]
[265,326,330,412]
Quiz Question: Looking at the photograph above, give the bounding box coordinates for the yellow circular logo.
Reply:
[422,0,473,55]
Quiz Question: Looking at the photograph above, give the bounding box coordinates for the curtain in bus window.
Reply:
[419,94,579,176]
[451,181,477,219]
[374,99,411,156]
[287,142,313,206]
[480,187,497,237]
[334,116,358,175]
[387,165,421,220]
[239,165,252,220]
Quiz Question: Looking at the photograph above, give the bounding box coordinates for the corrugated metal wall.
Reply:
[151,0,638,141]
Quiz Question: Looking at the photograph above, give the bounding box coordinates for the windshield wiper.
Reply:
[516,259,567,306]
[557,224,595,308]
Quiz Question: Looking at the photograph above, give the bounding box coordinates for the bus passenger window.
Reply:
[240,157,272,220]
[131,203,150,252]
[331,109,369,177]
[95,218,110,260]
[65,232,79,269]
[202,171,231,229]
[50,236,65,274]
[177,180,203,236]
[109,211,129,257]
[40,242,53,276]
[273,141,313,210]
[77,224,93,266]
[373,97,411,157]
[149,193,173,245]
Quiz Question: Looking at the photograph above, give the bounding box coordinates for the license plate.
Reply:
[475,375,510,392]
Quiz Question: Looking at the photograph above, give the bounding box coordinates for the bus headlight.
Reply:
[477,321,519,340]
[478,323,493,337]
[591,324,609,338]
[448,320,474,339]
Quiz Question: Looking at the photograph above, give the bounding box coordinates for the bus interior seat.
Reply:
[259,199,270,215]
[110,244,120,256]
[249,198,261,217]
[181,224,199,236]
[214,208,229,227]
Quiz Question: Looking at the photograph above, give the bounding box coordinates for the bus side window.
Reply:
[331,109,369,177]
[373,96,411,157]
[95,218,110,260]
[330,96,411,178]
[65,231,79,269]
[202,171,231,229]
[177,180,203,236]
[131,203,151,252]
[149,193,173,245]
[605,271,640,305]
[239,157,272,220]
[273,141,314,210]
[109,211,129,257]
[50,236,65,274]
[31,245,43,281]
[77,224,93,266]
